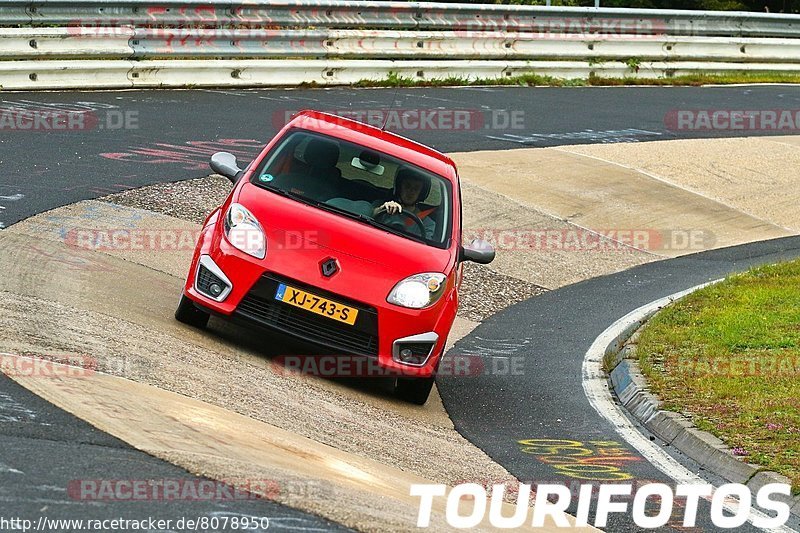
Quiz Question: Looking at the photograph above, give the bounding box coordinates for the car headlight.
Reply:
[224,203,266,259]
[387,273,447,309]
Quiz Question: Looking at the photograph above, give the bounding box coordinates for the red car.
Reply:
[175,110,494,404]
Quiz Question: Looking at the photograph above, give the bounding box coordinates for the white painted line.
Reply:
[199,89,249,97]
[582,281,797,533]
[0,461,23,474]
[488,128,662,145]
[0,389,38,423]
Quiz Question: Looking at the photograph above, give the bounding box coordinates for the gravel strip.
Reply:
[103,175,548,321]
[105,174,232,225]
[459,262,547,322]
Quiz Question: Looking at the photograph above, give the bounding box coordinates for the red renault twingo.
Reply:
[175,110,494,404]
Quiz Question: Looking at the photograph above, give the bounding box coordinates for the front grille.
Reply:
[197,264,225,298]
[235,274,379,357]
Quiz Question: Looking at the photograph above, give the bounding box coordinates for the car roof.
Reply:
[286,110,458,181]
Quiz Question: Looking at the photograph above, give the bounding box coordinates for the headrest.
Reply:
[305,138,340,169]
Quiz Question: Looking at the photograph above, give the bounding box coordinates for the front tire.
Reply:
[175,294,210,329]
[395,376,435,405]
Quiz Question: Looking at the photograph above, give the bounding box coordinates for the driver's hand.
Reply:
[375,201,402,215]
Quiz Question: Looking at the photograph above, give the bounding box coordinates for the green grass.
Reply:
[353,71,582,88]
[637,260,800,492]
[353,71,800,88]
[591,72,800,86]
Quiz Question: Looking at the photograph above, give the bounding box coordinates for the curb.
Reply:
[606,315,800,519]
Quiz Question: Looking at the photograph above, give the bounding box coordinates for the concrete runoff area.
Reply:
[458,180,655,289]
[1,134,799,530]
[450,144,792,262]
[558,136,800,233]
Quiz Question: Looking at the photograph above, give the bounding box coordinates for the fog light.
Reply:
[392,333,438,367]
[396,343,433,365]
[209,283,223,297]
[196,256,232,302]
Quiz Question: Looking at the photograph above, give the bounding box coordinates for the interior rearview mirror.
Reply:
[460,239,495,264]
[210,152,242,183]
[351,149,385,176]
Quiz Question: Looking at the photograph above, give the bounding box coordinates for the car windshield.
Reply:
[251,129,452,248]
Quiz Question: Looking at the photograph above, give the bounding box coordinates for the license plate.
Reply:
[275,283,358,326]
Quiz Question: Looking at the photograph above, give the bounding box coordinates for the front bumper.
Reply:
[183,226,455,378]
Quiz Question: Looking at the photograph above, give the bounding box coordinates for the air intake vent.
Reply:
[197,264,227,299]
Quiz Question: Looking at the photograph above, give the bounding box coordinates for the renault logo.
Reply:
[320,258,339,278]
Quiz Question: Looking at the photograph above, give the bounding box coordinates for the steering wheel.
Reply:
[375,209,427,238]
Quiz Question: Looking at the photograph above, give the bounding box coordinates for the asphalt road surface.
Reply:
[439,235,800,533]
[0,368,350,532]
[2,85,800,531]
[3,85,800,227]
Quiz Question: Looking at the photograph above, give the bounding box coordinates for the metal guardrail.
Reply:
[6,28,800,61]
[6,59,800,91]
[5,28,800,63]
[1,1,800,90]
[2,1,800,37]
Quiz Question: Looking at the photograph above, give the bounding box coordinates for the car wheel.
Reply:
[395,376,435,405]
[175,294,210,329]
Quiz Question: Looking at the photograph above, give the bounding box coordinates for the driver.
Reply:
[373,167,436,240]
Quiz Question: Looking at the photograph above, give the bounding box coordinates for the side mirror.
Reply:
[460,239,495,264]
[210,152,242,183]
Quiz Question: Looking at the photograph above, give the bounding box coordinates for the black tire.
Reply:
[175,294,210,329]
[395,376,435,405]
